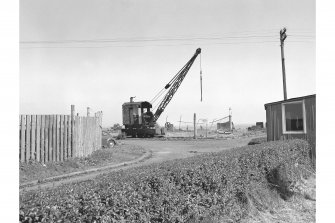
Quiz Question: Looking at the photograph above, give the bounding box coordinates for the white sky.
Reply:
[19,0,315,127]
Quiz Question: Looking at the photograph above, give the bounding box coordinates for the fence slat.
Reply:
[80,117,83,157]
[67,115,72,158]
[71,115,75,158]
[60,115,64,161]
[31,115,36,161]
[19,115,22,160]
[26,115,31,161]
[45,116,50,163]
[77,116,80,157]
[20,115,26,162]
[41,115,45,163]
[64,116,68,159]
[48,115,53,162]
[56,115,60,162]
[52,115,57,162]
[36,115,41,162]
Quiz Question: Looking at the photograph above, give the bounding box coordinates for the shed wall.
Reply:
[265,96,315,164]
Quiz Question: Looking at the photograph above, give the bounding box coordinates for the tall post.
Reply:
[280,28,288,100]
[193,113,197,139]
[87,107,90,117]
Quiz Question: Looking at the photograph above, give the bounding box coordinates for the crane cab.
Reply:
[121,98,156,137]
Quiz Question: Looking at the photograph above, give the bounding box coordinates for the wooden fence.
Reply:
[19,112,102,163]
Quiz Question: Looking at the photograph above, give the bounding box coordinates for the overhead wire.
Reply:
[20,29,315,50]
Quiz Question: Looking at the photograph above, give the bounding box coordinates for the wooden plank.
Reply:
[67,115,71,158]
[40,115,45,163]
[71,112,75,158]
[31,115,36,160]
[88,118,92,155]
[56,115,60,162]
[20,115,26,162]
[19,115,21,161]
[60,115,64,161]
[83,117,86,156]
[44,116,49,163]
[36,115,41,162]
[26,115,31,161]
[52,115,55,162]
[48,115,53,162]
[84,117,88,157]
[64,116,68,159]
[77,116,81,158]
[80,116,83,157]
[92,118,95,153]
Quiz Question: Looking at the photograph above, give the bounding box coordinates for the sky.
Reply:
[19,0,315,127]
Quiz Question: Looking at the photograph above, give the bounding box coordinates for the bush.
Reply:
[20,139,313,222]
[247,137,267,145]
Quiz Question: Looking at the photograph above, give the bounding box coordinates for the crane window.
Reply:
[282,101,306,134]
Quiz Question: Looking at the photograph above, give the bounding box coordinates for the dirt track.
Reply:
[20,134,264,191]
[124,136,261,164]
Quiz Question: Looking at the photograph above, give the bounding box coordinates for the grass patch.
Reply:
[20,139,314,222]
[19,144,145,183]
[247,137,267,145]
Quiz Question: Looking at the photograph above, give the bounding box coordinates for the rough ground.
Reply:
[244,176,316,223]
[19,136,315,223]
[19,144,145,184]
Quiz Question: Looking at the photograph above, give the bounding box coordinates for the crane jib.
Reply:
[153,48,201,122]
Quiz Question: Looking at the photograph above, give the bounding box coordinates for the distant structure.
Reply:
[165,122,174,131]
[248,122,264,131]
[264,94,316,165]
[217,121,235,131]
[256,122,264,129]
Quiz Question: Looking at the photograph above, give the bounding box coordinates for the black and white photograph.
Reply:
[4,0,333,222]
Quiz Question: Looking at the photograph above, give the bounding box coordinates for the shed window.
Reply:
[282,100,306,134]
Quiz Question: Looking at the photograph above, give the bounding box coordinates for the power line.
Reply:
[20,31,315,45]
[20,35,279,45]
[20,39,314,49]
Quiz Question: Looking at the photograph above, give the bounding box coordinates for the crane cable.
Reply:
[200,53,203,102]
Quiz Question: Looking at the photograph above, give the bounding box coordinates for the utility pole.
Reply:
[280,27,288,100]
[179,115,182,131]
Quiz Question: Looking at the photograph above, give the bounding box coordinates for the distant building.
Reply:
[217,121,234,131]
[264,94,316,164]
[256,122,264,129]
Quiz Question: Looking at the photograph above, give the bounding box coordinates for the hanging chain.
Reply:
[200,53,203,102]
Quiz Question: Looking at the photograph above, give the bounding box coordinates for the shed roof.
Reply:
[264,94,316,109]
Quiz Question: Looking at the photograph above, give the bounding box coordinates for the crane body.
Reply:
[121,48,201,137]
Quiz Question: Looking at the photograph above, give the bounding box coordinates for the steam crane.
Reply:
[121,48,201,137]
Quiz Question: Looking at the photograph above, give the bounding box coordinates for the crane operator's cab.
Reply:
[121,97,156,137]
